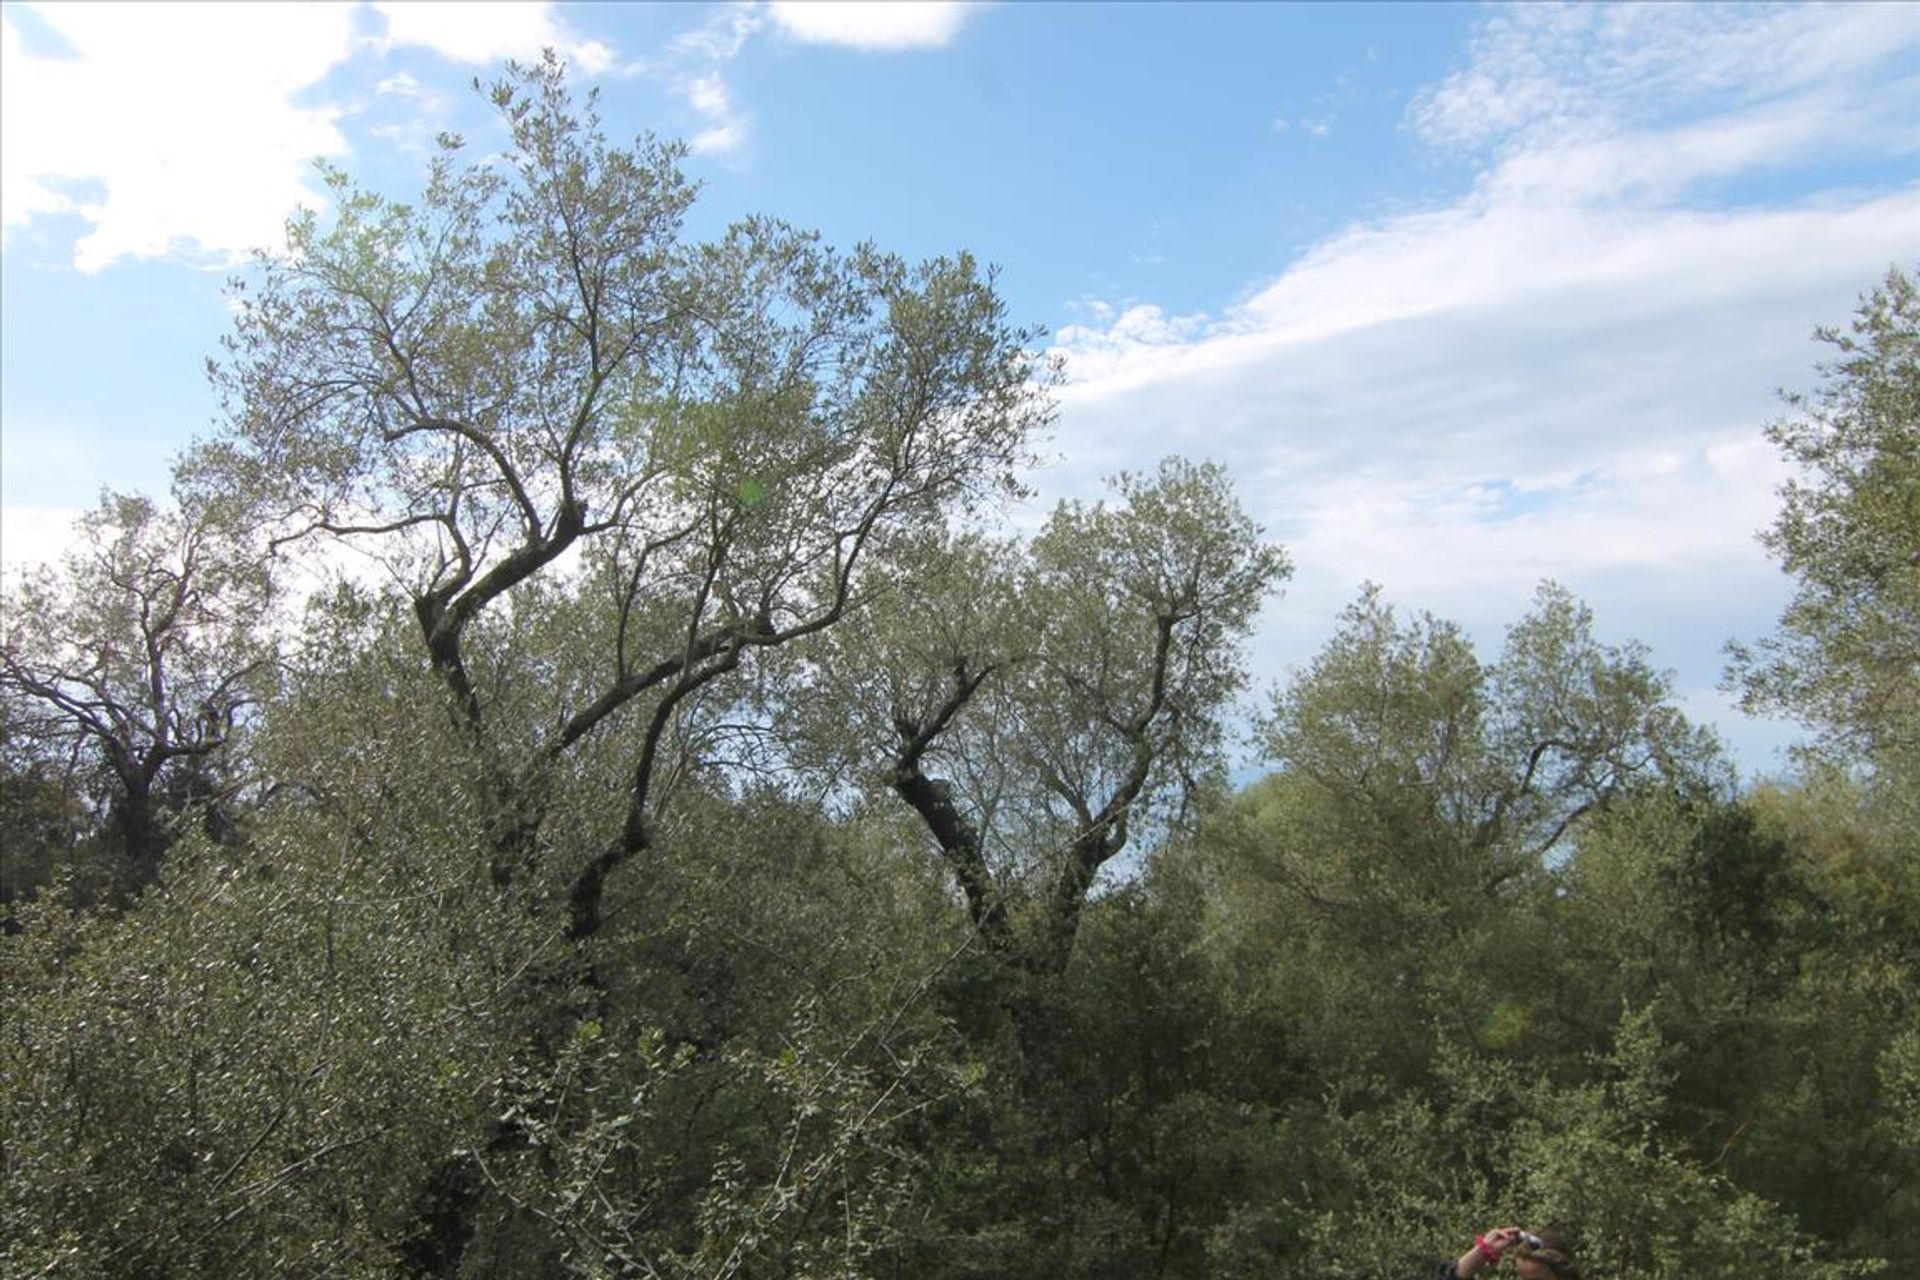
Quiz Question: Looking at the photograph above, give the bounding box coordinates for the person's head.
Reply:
[1512,1229,1582,1280]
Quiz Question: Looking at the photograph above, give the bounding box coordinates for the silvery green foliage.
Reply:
[184,55,1051,942]
[1729,264,1919,792]
[1,490,274,897]
[1260,581,1722,906]
[790,458,1288,974]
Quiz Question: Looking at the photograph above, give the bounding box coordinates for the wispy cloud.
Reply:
[765,2,982,51]
[1273,115,1333,138]
[643,2,985,162]
[666,3,765,63]
[683,71,750,156]
[1046,3,1920,751]
[1055,191,1920,402]
[633,6,765,160]
[1053,2,1920,475]
[1409,2,1920,155]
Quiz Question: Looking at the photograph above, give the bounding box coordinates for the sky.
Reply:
[3,1,1918,778]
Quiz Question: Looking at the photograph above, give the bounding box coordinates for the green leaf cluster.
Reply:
[3,64,1913,1280]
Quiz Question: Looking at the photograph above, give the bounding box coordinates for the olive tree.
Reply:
[170,56,1050,1273]
[188,56,1050,943]
[1258,581,1720,910]
[1729,263,1919,792]
[0,490,271,900]
[1193,585,1721,1080]
[797,458,1288,977]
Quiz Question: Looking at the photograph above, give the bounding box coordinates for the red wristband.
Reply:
[1476,1235,1503,1263]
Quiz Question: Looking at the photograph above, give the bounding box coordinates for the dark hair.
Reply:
[1517,1228,1583,1280]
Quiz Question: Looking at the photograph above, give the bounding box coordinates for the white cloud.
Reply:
[637,8,763,159]
[685,70,730,118]
[376,71,426,97]
[766,2,980,51]
[1044,2,1920,770]
[683,69,750,155]
[372,2,614,75]
[2,2,358,271]
[0,506,83,571]
[689,120,748,157]
[666,3,764,63]
[1049,189,1918,672]
[643,2,980,161]
[1058,189,1920,403]
[0,2,623,273]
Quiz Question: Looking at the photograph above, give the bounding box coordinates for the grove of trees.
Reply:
[4,62,1915,1280]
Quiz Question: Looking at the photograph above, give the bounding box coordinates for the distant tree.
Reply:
[0,694,94,911]
[0,491,270,899]
[1183,587,1891,1280]
[1184,585,1722,1085]
[1730,263,1919,788]
[797,458,1288,978]
[1256,581,1719,911]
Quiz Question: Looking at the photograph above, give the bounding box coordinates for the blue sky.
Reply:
[4,1,1919,776]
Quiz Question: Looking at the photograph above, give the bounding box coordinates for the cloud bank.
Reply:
[1,3,357,272]
[1044,3,1920,769]
[0,1,612,273]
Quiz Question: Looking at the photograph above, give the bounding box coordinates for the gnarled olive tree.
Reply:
[177,57,1050,1272]
[1,490,271,900]
[188,57,1050,945]
[795,458,1289,977]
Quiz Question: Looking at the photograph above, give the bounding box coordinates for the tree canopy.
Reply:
[1731,263,1920,791]
[3,63,1913,1280]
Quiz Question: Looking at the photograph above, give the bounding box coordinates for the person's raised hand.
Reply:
[1483,1227,1524,1256]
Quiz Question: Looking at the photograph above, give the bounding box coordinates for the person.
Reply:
[1431,1226,1584,1280]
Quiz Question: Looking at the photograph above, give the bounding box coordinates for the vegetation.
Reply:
[3,63,1914,1279]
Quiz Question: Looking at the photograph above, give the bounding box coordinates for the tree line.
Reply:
[3,62,1915,1279]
